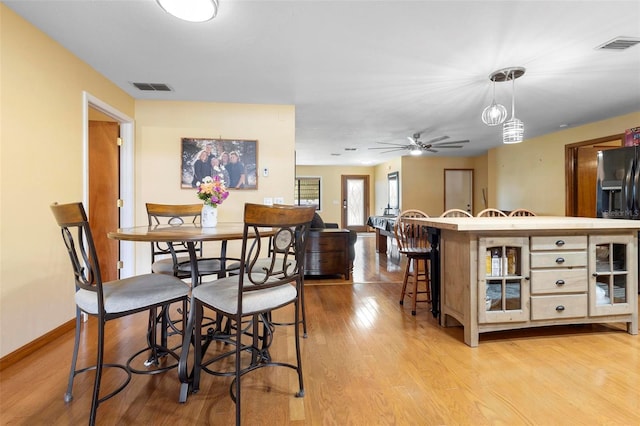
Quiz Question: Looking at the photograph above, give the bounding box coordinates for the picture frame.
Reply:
[181,138,258,189]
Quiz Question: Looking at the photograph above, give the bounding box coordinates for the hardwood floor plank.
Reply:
[1,233,639,424]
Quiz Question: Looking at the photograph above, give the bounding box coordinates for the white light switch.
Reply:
[274,197,284,204]
[263,197,273,205]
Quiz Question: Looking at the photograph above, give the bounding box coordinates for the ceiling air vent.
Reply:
[131,82,173,91]
[344,148,358,151]
[596,36,640,51]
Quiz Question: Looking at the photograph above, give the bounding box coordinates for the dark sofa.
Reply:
[304,213,358,279]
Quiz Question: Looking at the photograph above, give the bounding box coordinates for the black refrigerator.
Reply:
[596,145,640,293]
[596,145,640,219]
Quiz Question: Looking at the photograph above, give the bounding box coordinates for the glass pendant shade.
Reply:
[503,118,524,144]
[156,0,218,22]
[482,101,508,126]
[410,149,422,156]
[482,80,507,126]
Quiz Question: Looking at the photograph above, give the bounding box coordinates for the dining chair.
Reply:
[476,208,508,217]
[50,202,190,426]
[146,203,240,282]
[178,203,316,425]
[508,208,537,217]
[440,208,473,217]
[394,209,431,315]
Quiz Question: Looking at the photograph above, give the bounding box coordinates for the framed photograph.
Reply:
[181,138,258,189]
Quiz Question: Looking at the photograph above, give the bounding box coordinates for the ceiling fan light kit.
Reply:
[156,0,218,22]
[483,66,526,144]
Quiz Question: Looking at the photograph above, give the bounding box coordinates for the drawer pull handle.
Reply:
[555,240,565,246]
[555,257,565,264]
[556,305,565,312]
[556,279,565,285]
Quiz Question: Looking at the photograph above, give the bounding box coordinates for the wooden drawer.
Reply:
[530,236,587,251]
[304,251,348,276]
[530,268,587,294]
[530,251,587,268]
[530,294,587,320]
[306,235,346,252]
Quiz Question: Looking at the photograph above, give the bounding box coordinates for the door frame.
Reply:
[564,133,624,217]
[83,92,135,278]
[341,174,370,231]
[444,168,474,214]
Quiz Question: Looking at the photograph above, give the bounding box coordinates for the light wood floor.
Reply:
[2,233,639,425]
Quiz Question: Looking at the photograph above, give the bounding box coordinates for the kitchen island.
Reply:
[407,216,640,346]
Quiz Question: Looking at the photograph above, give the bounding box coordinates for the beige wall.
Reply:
[399,156,487,216]
[133,100,296,273]
[489,112,640,215]
[373,158,402,216]
[294,165,375,225]
[0,5,135,357]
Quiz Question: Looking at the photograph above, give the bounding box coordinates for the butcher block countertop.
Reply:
[406,216,640,232]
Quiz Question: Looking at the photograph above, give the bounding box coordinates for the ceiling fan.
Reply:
[369,133,470,155]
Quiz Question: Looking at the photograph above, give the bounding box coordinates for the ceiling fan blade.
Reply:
[375,141,411,147]
[369,146,410,150]
[433,139,470,146]
[433,145,464,148]
[407,136,418,145]
[379,148,408,154]
[423,135,449,144]
[426,148,438,153]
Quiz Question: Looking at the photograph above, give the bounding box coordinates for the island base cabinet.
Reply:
[438,227,638,347]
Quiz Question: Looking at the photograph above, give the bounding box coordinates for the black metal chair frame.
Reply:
[178,203,316,426]
[51,202,189,426]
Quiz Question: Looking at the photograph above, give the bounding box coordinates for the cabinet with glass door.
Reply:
[478,237,530,324]
[589,234,637,316]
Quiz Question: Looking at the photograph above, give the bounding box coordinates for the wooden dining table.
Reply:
[108,222,275,400]
[108,222,264,283]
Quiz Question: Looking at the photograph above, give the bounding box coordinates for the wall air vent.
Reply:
[344,147,358,151]
[596,36,640,51]
[131,82,173,91]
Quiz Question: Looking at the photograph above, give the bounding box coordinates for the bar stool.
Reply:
[394,209,431,315]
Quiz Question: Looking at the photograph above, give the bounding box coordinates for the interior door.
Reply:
[89,119,120,281]
[566,136,622,217]
[341,175,369,232]
[444,169,473,214]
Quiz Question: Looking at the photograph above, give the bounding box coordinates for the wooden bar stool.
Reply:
[394,210,431,315]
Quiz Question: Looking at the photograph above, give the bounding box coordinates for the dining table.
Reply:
[108,222,265,283]
[108,221,275,401]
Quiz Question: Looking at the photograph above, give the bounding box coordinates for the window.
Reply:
[294,177,321,210]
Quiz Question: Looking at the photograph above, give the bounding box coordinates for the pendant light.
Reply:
[481,78,507,126]
[502,68,525,144]
[156,0,219,22]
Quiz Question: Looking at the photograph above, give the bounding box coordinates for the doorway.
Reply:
[341,175,370,232]
[565,135,623,217]
[89,119,120,282]
[83,92,135,278]
[444,169,474,215]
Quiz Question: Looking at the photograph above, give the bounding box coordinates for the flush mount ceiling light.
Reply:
[484,67,526,144]
[156,0,218,22]
[481,78,507,126]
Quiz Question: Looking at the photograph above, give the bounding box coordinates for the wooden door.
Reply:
[341,175,369,232]
[444,169,473,214]
[567,137,622,217]
[89,120,120,281]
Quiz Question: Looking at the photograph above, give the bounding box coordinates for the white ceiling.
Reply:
[5,0,640,165]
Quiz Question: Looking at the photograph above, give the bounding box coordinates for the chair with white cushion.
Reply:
[178,203,316,426]
[51,202,190,426]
